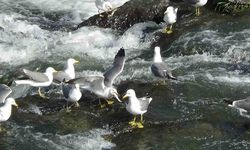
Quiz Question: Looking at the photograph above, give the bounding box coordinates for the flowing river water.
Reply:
[1,0,250,149]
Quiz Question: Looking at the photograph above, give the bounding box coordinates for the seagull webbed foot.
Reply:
[136,122,144,128]
[106,99,114,105]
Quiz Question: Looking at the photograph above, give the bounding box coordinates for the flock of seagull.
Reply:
[0,46,176,129]
[0,0,249,130]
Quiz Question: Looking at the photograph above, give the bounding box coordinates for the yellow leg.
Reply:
[196,7,201,16]
[129,116,137,126]
[66,102,71,112]
[135,114,144,128]
[38,87,48,99]
[140,114,144,123]
[74,102,80,108]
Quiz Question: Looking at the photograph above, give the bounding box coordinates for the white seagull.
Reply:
[15,67,57,98]
[163,6,178,34]
[53,58,80,83]
[95,0,116,17]
[0,84,18,122]
[62,82,82,111]
[122,89,152,128]
[151,47,176,82]
[184,0,208,16]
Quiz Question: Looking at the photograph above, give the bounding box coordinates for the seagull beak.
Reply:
[122,94,128,100]
[113,92,122,102]
[75,60,80,64]
[14,102,18,108]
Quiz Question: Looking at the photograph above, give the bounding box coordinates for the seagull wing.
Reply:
[68,75,105,93]
[234,97,250,112]
[0,84,12,103]
[151,62,176,80]
[23,69,49,82]
[138,96,152,112]
[53,71,71,83]
[104,48,125,87]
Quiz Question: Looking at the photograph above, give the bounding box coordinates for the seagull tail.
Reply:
[167,74,177,80]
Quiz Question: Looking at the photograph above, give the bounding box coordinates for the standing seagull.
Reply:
[163,6,178,34]
[184,0,208,16]
[122,89,152,129]
[53,58,80,83]
[67,48,125,106]
[151,47,176,82]
[228,97,250,118]
[62,82,82,111]
[95,0,116,17]
[0,84,18,122]
[15,67,57,98]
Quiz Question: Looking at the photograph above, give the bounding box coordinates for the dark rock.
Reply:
[76,0,169,32]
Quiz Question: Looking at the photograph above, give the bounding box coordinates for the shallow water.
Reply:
[1,0,250,149]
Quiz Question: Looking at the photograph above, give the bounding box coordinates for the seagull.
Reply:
[53,58,80,83]
[163,6,178,34]
[62,82,82,111]
[0,84,18,122]
[228,97,250,118]
[14,67,57,98]
[151,47,176,82]
[184,0,208,16]
[95,0,117,17]
[122,89,152,128]
[67,48,125,106]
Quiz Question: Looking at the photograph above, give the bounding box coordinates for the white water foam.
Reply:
[8,125,115,150]
[4,0,130,22]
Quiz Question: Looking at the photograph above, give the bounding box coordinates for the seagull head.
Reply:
[110,88,121,102]
[6,98,18,108]
[68,58,80,65]
[46,67,57,74]
[122,89,136,100]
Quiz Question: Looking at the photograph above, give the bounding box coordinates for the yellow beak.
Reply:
[75,60,80,64]
[14,103,18,108]
[122,95,128,100]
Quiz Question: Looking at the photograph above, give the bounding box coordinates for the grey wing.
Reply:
[234,97,250,112]
[62,83,73,99]
[53,71,71,83]
[23,69,49,82]
[151,63,176,80]
[0,84,12,103]
[68,75,105,92]
[104,48,125,87]
[138,97,152,111]
[184,0,199,5]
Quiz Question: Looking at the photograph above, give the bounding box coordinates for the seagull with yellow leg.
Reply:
[163,6,178,34]
[122,89,152,129]
[15,67,57,99]
[184,0,208,16]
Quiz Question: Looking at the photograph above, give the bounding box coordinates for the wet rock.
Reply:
[76,0,169,32]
